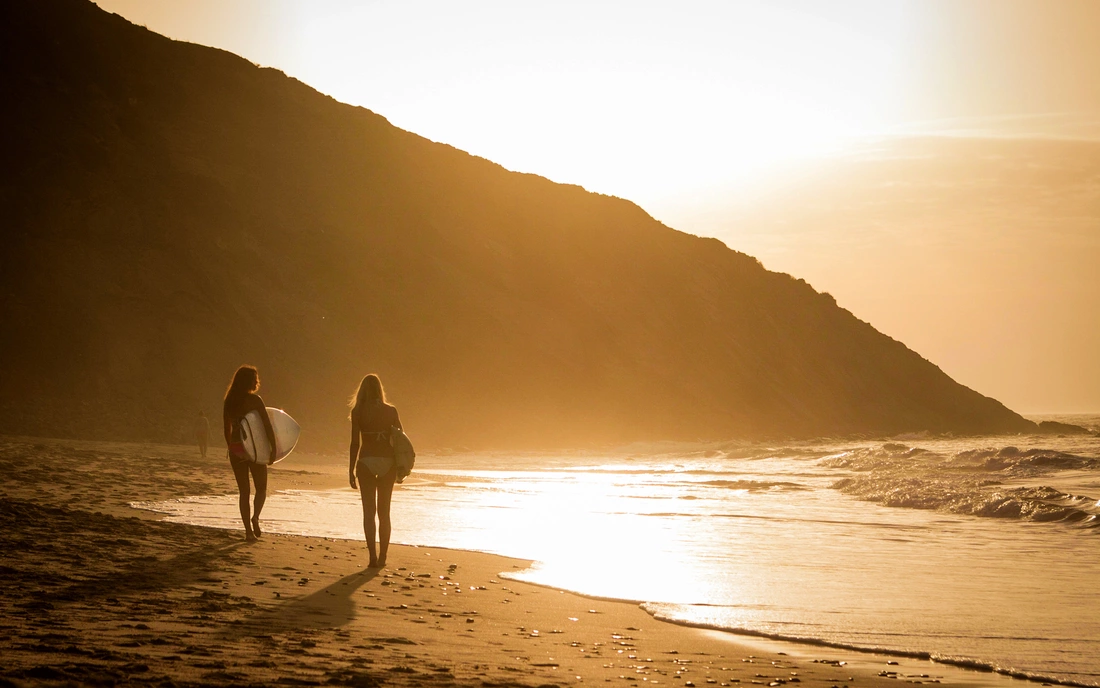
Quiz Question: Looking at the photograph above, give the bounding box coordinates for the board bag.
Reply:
[392,426,415,483]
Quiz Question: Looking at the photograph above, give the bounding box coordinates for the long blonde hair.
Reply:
[348,374,385,419]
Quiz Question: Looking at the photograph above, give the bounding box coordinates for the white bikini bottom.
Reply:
[357,456,395,478]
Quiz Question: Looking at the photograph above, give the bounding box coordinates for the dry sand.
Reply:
[0,437,1009,687]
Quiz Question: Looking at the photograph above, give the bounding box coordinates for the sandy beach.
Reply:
[0,436,1014,687]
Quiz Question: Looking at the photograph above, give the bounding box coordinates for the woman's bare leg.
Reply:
[250,463,268,536]
[376,467,397,567]
[359,469,380,566]
[230,458,256,541]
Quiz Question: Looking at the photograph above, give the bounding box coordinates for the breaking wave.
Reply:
[823,442,1100,524]
[834,476,1100,524]
[947,446,1100,475]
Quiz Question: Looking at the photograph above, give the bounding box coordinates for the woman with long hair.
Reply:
[348,374,402,568]
[223,365,276,542]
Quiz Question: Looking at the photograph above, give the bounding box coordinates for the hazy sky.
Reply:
[97,0,1100,206]
[93,0,1100,412]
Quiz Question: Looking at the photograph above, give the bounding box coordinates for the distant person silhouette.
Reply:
[194,410,210,458]
[223,365,276,542]
[348,374,403,568]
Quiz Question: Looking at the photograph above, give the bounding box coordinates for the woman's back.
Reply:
[222,364,271,542]
[348,373,401,569]
[223,392,262,442]
[356,402,400,458]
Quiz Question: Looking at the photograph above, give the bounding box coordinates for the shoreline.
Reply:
[0,435,1059,687]
[137,500,1080,688]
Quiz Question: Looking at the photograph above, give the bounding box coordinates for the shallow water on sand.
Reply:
[136,415,1100,687]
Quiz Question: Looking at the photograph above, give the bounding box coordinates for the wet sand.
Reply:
[0,437,1007,687]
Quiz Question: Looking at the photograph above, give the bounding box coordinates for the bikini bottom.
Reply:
[357,456,395,478]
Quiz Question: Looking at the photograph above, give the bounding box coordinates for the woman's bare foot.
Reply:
[368,559,379,568]
[376,557,387,568]
[251,515,262,537]
[246,531,259,543]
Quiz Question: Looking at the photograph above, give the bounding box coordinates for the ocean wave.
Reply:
[819,444,937,471]
[820,443,1097,476]
[698,479,809,491]
[832,475,1100,524]
[947,446,1100,475]
[817,440,1100,524]
[640,603,1099,688]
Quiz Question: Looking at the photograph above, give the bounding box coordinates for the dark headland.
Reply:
[0,0,1042,449]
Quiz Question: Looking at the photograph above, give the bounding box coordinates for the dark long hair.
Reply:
[348,374,385,419]
[225,365,260,402]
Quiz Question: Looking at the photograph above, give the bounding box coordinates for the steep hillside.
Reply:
[686,136,1100,413]
[0,0,1036,448]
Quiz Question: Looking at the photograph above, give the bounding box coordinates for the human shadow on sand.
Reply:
[233,568,382,636]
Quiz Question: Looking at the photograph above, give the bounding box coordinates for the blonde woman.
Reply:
[348,374,402,568]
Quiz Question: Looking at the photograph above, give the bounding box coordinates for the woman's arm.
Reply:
[348,408,361,489]
[253,395,277,464]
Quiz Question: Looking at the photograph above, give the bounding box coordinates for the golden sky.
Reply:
[95,1,1100,201]
[93,0,1100,412]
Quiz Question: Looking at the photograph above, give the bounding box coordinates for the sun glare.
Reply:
[274,1,909,205]
[91,0,911,207]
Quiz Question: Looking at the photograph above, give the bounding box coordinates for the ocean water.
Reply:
[135,415,1100,686]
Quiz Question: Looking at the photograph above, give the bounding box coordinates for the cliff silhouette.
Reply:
[0,0,1038,448]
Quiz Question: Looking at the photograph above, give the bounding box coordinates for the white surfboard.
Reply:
[239,407,300,465]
